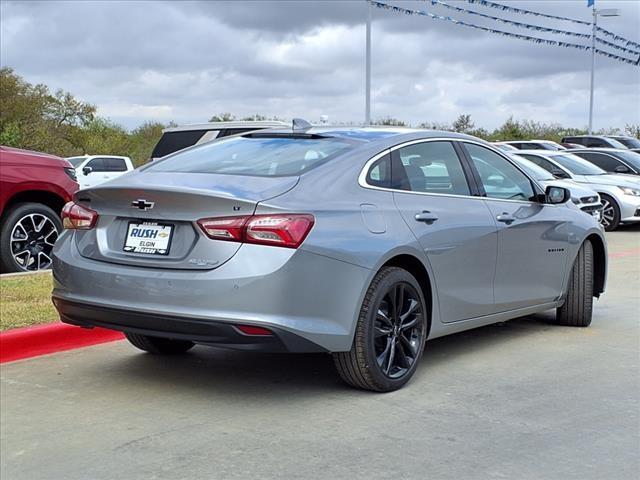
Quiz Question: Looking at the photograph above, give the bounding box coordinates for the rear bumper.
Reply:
[53,298,326,353]
[52,233,371,352]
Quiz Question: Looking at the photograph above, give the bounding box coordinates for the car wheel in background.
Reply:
[599,194,620,231]
[556,240,593,327]
[0,203,62,273]
[333,266,427,392]
[125,332,195,354]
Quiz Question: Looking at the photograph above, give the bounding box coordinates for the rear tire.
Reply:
[125,332,194,354]
[333,267,428,392]
[599,194,620,231]
[556,240,593,327]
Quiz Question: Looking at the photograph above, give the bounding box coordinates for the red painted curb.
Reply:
[0,322,123,364]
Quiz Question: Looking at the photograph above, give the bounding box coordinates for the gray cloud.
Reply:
[1,0,638,130]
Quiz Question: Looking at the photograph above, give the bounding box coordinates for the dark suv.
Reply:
[561,135,627,149]
[150,121,287,161]
[0,146,79,272]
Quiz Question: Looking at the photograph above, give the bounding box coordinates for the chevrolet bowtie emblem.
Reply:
[131,199,154,210]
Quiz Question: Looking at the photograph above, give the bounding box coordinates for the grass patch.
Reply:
[0,272,57,331]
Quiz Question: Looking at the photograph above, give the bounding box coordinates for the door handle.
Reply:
[496,212,515,224]
[414,211,439,224]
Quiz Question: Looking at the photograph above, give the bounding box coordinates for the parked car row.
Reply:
[2,126,638,272]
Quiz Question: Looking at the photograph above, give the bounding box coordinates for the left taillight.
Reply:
[197,214,314,249]
[61,201,98,230]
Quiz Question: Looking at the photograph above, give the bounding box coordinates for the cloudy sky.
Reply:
[1,0,639,131]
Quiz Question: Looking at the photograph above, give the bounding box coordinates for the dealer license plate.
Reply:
[123,222,173,255]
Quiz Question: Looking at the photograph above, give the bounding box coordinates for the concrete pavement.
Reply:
[1,226,639,480]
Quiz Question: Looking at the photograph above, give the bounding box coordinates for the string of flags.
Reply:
[465,0,592,26]
[424,0,591,40]
[466,0,640,50]
[368,1,639,66]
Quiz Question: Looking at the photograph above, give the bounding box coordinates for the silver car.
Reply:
[52,126,607,391]
[516,150,640,231]
[509,155,602,221]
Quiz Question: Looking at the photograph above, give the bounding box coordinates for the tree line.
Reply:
[1,68,638,168]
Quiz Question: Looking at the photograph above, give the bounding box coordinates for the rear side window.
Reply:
[393,141,471,196]
[148,136,355,177]
[104,158,128,172]
[366,154,391,188]
[151,130,208,158]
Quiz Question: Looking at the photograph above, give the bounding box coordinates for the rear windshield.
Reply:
[148,136,355,176]
[67,156,87,167]
[151,130,208,158]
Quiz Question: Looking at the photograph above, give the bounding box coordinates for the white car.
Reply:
[497,140,567,151]
[66,155,134,189]
[516,150,640,231]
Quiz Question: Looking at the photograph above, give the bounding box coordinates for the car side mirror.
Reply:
[82,166,92,176]
[614,165,629,173]
[545,185,570,204]
[551,169,570,179]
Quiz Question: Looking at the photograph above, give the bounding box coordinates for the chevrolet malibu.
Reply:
[52,126,607,391]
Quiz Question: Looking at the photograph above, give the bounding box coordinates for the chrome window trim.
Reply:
[358,137,549,206]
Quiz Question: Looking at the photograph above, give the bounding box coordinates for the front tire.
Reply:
[125,333,195,355]
[556,240,593,327]
[0,202,62,273]
[333,267,428,392]
[599,194,620,231]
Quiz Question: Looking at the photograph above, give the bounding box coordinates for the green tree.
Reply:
[209,112,235,122]
[373,117,406,126]
[625,124,640,139]
[452,114,474,134]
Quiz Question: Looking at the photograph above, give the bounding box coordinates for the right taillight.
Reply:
[61,201,98,230]
[197,214,314,249]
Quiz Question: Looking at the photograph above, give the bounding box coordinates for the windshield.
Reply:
[148,135,355,176]
[613,137,640,149]
[614,150,640,170]
[510,155,554,181]
[550,153,607,176]
[66,156,87,167]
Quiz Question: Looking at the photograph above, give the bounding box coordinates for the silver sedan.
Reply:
[52,126,607,391]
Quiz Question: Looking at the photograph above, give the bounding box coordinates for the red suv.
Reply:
[0,146,79,272]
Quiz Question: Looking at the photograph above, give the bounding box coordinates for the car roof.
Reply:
[65,155,130,160]
[513,149,573,156]
[566,148,629,153]
[504,139,557,144]
[163,121,289,133]
[252,126,477,144]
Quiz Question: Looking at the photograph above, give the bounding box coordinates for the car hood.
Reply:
[571,174,640,188]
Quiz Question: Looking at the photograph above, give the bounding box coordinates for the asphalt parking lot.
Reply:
[1,226,638,480]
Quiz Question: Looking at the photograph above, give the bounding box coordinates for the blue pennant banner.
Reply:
[368,1,639,66]
[465,0,640,50]
[424,0,591,39]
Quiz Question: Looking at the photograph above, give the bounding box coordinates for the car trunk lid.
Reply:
[74,171,298,270]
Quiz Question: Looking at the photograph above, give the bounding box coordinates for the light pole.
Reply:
[365,0,372,126]
[588,7,620,134]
